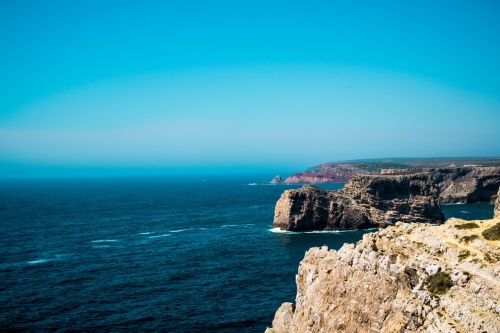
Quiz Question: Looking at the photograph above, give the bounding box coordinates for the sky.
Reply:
[1,0,500,177]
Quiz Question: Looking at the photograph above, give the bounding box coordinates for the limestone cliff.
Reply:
[274,167,500,232]
[274,172,444,231]
[266,217,500,333]
[273,186,375,231]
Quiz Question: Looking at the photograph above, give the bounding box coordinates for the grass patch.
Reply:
[482,222,500,241]
[460,235,478,244]
[426,272,453,295]
[455,223,479,230]
[484,253,496,263]
[458,250,470,260]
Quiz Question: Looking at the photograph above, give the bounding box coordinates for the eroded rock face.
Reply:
[375,167,500,204]
[274,173,444,231]
[273,186,374,231]
[266,217,500,333]
[427,167,499,204]
[274,167,500,231]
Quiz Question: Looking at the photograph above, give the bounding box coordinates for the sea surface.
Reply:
[0,177,494,332]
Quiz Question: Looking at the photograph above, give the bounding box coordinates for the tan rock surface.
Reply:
[266,217,500,333]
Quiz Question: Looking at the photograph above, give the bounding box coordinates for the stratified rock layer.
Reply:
[274,172,444,231]
[266,217,500,333]
[274,167,500,231]
[426,167,499,204]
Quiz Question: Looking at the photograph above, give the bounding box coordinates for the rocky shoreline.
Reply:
[273,167,500,232]
[266,214,500,332]
[266,173,500,333]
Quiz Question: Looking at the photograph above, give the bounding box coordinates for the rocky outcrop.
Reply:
[274,167,500,231]
[270,175,283,184]
[266,217,500,333]
[273,186,375,231]
[274,172,445,231]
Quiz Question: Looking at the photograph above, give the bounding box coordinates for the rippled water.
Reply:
[0,177,493,332]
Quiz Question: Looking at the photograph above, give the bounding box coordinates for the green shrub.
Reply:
[482,222,500,241]
[426,272,453,295]
[460,235,478,244]
[455,223,479,230]
[458,250,470,260]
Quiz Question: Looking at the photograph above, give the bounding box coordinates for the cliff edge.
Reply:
[266,216,500,333]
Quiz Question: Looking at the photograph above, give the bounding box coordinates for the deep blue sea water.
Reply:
[0,177,494,332]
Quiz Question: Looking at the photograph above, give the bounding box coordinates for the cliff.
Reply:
[380,166,500,204]
[274,167,500,231]
[284,159,500,187]
[284,173,349,184]
[266,216,500,333]
[274,172,445,232]
[273,185,375,231]
[419,167,499,204]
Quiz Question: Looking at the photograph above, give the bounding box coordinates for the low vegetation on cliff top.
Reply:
[482,222,500,241]
[455,223,480,230]
[426,272,453,295]
[460,235,479,244]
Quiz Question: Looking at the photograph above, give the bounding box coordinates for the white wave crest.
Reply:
[90,239,120,243]
[169,229,190,233]
[269,227,378,234]
[148,234,171,238]
[27,259,49,265]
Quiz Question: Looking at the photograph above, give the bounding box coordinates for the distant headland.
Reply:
[272,157,500,184]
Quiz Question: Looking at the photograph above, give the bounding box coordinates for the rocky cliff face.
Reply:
[284,173,347,184]
[266,217,500,333]
[274,167,500,232]
[273,186,375,231]
[421,167,499,204]
[345,166,500,204]
[284,159,500,186]
[274,172,445,231]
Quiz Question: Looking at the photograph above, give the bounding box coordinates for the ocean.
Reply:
[0,177,494,332]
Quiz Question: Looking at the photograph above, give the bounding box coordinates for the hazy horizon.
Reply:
[2,1,500,177]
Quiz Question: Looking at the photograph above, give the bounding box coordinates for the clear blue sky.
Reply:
[1,0,499,177]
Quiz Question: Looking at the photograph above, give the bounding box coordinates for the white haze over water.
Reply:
[1,66,499,176]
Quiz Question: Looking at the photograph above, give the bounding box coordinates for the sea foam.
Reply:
[269,227,378,234]
[91,239,120,243]
[148,234,171,239]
